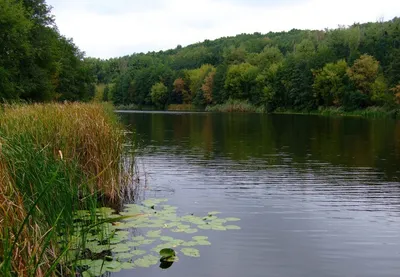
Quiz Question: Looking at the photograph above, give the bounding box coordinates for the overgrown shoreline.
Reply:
[0,103,132,276]
[115,100,400,119]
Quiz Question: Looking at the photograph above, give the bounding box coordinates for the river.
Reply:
[115,111,400,277]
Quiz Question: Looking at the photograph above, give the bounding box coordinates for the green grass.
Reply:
[0,103,131,276]
[206,99,265,113]
[274,106,400,119]
[167,104,196,111]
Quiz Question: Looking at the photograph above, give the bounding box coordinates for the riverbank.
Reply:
[273,106,400,119]
[0,103,129,276]
[115,101,400,119]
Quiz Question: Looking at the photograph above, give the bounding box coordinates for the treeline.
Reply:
[0,0,94,102]
[90,18,400,111]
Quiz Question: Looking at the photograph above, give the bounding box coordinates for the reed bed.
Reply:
[0,102,128,276]
[206,99,265,113]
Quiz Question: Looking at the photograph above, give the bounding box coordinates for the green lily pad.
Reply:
[133,255,159,267]
[131,250,147,256]
[160,248,176,258]
[131,235,145,241]
[111,244,131,253]
[115,252,135,260]
[146,230,162,238]
[142,198,168,208]
[120,262,135,269]
[224,217,241,222]
[225,225,241,230]
[193,236,208,241]
[208,211,222,215]
[180,248,200,257]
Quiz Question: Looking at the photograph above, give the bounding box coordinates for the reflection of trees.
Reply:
[120,112,400,180]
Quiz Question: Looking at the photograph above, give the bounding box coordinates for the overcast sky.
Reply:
[46,0,400,59]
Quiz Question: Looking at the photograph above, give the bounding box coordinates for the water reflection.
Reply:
[121,112,400,179]
[115,112,400,277]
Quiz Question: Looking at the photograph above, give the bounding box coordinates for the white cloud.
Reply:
[47,0,400,59]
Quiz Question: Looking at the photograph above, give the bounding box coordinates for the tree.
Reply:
[313,60,349,106]
[347,54,380,96]
[0,0,32,100]
[390,84,400,105]
[201,71,216,104]
[151,82,168,108]
[224,63,259,101]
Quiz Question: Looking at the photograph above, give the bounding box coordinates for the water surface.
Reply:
[117,112,400,277]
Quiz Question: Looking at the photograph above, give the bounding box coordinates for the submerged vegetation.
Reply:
[0,103,127,276]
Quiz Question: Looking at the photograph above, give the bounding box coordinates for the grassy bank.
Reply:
[0,103,129,276]
[206,100,265,113]
[167,104,196,111]
[206,100,400,119]
[274,106,400,119]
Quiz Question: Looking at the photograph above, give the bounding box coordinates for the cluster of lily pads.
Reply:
[62,198,240,276]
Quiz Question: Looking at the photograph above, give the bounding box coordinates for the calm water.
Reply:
[116,111,400,277]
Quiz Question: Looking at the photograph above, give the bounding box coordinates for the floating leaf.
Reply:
[111,244,131,253]
[198,224,212,230]
[180,248,200,257]
[82,272,91,277]
[224,217,241,222]
[133,255,159,268]
[211,225,227,231]
[131,250,147,256]
[104,261,122,273]
[193,236,208,241]
[131,236,145,241]
[183,228,198,234]
[160,248,176,258]
[142,198,168,208]
[225,225,241,230]
[181,241,198,247]
[208,211,222,216]
[115,252,135,260]
[120,262,135,269]
[160,236,175,242]
[146,230,162,238]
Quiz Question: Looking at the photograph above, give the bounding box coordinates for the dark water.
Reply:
[117,111,400,277]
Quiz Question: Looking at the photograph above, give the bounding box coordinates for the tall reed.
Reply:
[0,102,128,276]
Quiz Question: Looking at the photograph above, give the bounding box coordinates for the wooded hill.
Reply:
[89,18,400,111]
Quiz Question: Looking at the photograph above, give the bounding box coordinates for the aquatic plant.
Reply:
[65,198,241,276]
[0,103,131,276]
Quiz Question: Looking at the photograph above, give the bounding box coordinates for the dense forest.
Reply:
[0,0,94,102]
[2,0,400,112]
[89,18,400,112]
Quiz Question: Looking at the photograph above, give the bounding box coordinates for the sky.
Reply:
[46,0,400,59]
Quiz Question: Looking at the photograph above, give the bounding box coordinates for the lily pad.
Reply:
[115,252,135,260]
[131,250,147,256]
[224,217,241,222]
[225,225,241,230]
[180,248,200,257]
[146,230,162,238]
[160,248,176,259]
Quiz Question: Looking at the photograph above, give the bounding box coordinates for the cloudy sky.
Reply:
[46,0,400,59]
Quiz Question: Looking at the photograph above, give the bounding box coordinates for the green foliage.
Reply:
[313,60,349,106]
[90,18,400,112]
[347,54,380,96]
[65,198,241,276]
[0,103,128,276]
[0,0,94,102]
[150,82,168,109]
